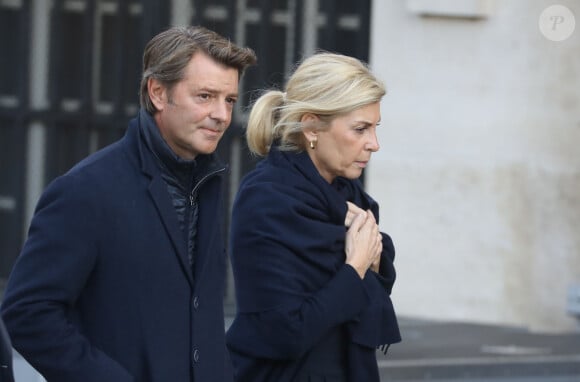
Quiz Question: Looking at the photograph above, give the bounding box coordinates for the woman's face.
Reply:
[306,102,381,183]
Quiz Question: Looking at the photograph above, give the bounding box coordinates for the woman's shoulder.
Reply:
[240,153,315,194]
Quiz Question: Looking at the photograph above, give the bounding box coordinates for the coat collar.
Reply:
[266,147,356,224]
[271,146,378,218]
[125,110,227,288]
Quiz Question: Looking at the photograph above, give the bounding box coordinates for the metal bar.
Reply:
[113,1,129,117]
[356,0,370,61]
[301,0,318,57]
[16,0,31,116]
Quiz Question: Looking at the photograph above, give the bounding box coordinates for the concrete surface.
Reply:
[379,317,580,381]
[10,317,580,381]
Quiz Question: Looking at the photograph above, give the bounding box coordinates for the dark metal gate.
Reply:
[0,0,372,308]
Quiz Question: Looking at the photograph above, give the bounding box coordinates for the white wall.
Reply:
[368,0,580,332]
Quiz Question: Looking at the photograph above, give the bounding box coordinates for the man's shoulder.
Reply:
[67,133,136,179]
[39,134,142,210]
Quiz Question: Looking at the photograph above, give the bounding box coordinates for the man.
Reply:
[1,26,256,382]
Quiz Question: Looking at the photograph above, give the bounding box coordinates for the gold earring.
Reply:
[309,139,317,149]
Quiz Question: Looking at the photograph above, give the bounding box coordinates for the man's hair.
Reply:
[140,25,257,113]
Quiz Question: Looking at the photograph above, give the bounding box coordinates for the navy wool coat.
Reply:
[1,111,232,382]
[226,147,401,382]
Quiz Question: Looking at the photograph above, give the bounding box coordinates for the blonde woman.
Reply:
[226,53,401,382]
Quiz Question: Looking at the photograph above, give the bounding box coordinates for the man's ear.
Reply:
[301,113,319,141]
[147,78,166,111]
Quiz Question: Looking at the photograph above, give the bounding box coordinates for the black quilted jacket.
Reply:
[140,110,226,277]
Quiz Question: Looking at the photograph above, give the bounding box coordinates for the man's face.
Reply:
[150,52,239,160]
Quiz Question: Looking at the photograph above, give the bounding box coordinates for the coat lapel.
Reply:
[148,174,194,287]
[132,112,194,287]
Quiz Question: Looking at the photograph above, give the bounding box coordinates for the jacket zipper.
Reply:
[190,167,226,206]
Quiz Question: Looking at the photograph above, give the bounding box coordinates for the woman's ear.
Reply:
[301,113,319,141]
[147,78,166,111]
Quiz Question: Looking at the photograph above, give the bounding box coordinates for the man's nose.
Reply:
[210,100,230,123]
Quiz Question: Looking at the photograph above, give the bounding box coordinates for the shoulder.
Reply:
[65,129,143,187]
[71,136,129,173]
[42,135,139,208]
[237,159,320,210]
[239,149,325,196]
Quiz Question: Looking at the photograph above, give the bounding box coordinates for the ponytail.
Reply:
[245,90,285,156]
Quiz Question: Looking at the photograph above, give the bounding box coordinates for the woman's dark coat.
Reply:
[226,147,401,382]
[0,111,232,382]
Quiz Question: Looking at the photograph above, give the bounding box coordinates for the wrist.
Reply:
[345,261,366,279]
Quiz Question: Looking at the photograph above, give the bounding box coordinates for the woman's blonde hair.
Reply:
[246,52,386,156]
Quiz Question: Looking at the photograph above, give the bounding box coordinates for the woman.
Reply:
[226,52,401,382]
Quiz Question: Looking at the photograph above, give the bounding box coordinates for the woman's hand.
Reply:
[370,247,382,273]
[344,210,383,279]
[345,202,365,227]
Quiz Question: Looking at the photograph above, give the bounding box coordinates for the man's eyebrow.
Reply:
[197,87,238,98]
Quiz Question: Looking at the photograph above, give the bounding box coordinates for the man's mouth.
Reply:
[201,126,224,135]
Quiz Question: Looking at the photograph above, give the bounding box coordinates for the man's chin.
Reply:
[197,143,220,155]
